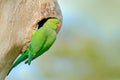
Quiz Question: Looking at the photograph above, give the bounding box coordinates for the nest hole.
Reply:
[37,17,53,29]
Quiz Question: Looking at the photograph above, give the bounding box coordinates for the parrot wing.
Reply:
[27,27,47,65]
[26,27,57,64]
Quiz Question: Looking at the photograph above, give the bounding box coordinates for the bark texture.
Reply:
[0,0,62,79]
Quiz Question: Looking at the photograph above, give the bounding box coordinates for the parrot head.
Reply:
[47,18,61,33]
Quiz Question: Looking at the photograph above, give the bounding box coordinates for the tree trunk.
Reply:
[0,0,62,79]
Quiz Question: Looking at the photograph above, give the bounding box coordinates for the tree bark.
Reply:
[0,0,62,79]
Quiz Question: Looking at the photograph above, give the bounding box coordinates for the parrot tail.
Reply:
[7,51,28,76]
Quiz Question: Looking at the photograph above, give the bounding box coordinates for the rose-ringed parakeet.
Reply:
[7,18,61,75]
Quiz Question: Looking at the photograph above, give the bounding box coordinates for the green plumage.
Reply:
[7,18,61,75]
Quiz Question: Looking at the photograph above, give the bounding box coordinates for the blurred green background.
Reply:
[6,0,120,80]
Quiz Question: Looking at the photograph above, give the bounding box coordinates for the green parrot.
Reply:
[7,18,61,75]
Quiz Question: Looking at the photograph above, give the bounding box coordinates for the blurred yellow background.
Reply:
[6,0,120,80]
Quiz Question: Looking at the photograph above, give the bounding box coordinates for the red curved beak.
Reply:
[57,24,61,33]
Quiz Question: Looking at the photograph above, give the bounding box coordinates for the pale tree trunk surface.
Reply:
[0,0,62,80]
